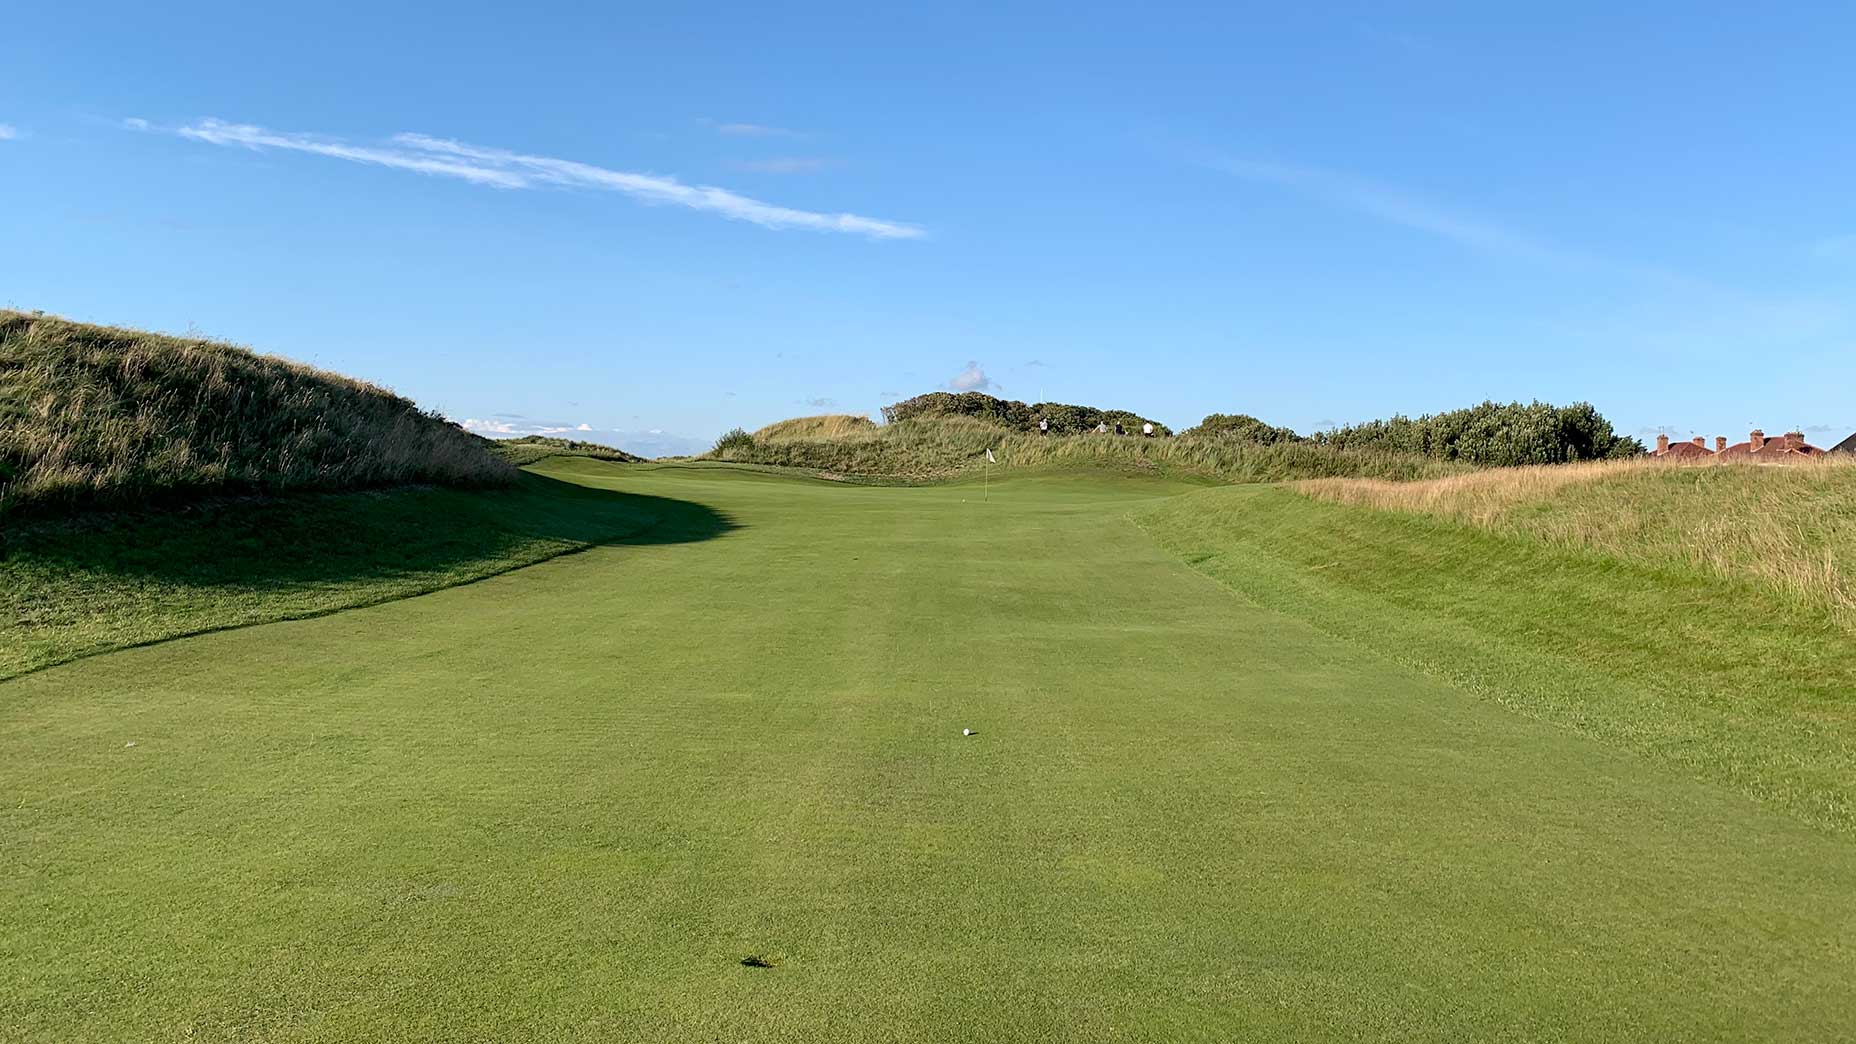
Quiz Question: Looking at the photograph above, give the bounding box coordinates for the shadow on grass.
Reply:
[2,470,739,588]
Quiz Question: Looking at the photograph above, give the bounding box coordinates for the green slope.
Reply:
[3,465,1852,1042]
[1134,484,1856,832]
[0,457,728,680]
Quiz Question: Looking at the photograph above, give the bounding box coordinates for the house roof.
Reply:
[1717,432,1825,459]
[1657,440,1714,458]
[1834,432,1856,455]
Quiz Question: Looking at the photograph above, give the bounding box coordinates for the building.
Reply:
[1652,434,1715,459]
[1833,432,1856,455]
[1714,429,1826,460]
[1653,429,1828,461]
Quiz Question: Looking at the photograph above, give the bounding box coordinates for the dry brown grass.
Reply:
[1,310,514,516]
[752,414,880,442]
[1301,455,1856,620]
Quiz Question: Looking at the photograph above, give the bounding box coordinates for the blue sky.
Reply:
[6,2,1854,453]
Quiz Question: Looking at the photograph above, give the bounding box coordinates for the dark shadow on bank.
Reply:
[2,470,740,588]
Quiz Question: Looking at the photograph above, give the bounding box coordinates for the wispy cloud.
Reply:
[945,361,997,393]
[804,396,837,408]
[1213,157,1602,270]
[713,121,796,138]
[168,118,924,239]
[1207,155,1700,289]
[0,124,18,141]
[731,157,832,174]
[121,117,150,131]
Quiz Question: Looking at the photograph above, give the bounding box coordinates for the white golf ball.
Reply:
[962,728,972,736]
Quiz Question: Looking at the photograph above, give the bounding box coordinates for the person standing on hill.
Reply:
[1114,421,1125,436]
[1039,417,1049,435]
[1095,421,1108,434]
[1142,422,1154,437]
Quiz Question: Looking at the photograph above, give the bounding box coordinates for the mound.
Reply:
[883,390,1170,436]
[752,414,880,442]
[0,310,513,517]
[711,412,1457,484]
[492,435,645,466]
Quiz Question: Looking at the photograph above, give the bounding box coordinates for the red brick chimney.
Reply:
[1656,433,1670,454]
[1716,436,1727,453]
[1749,429,1766,452]
[1691,436,1706,448]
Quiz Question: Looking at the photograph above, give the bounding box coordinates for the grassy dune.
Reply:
[0,310,511,517]
[752,413,879,441]
[1300,455,1856,624]
[490,435,646,466]
[717,413,1462,483]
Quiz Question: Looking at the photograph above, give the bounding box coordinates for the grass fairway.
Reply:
[4,463,1853,1041]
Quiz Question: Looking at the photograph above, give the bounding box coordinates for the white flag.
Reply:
[986,448,996,463]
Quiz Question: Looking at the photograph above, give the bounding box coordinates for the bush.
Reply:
[712,427,756,456]
[1183,413,1301,444]
[881,391,1171,436]
[1310,400,1642,467]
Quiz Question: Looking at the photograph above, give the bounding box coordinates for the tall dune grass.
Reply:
[753,414,879,442]
[715,414,1462,484]
[1,310,514,517]
[1301,456,1856,621]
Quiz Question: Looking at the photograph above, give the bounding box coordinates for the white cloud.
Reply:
[0,124,18,141]
[714,122,795,137]
[180,119,529,187]
[732,157,830,174]
[170,118,924,239]
[460,416,586,437]
[121,117,150,131]
[945,361,997,393]
[459,416,705,457]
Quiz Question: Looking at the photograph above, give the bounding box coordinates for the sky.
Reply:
[5,2,1855,454]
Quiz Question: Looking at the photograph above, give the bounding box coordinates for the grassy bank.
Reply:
[1300,455,1856,624]
[0,457,730,680]
[0,310,511,517]
[1135,484,1856,832]
[716,414,1462,483]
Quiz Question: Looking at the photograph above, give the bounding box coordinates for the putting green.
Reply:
[4,461,1851,1041]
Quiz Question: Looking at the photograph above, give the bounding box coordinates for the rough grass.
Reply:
[715,414,1462,483]
[1300,455,1856,624]
[751,413,878,442]
[1137,484,1856,833]
[0,310,512,517]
